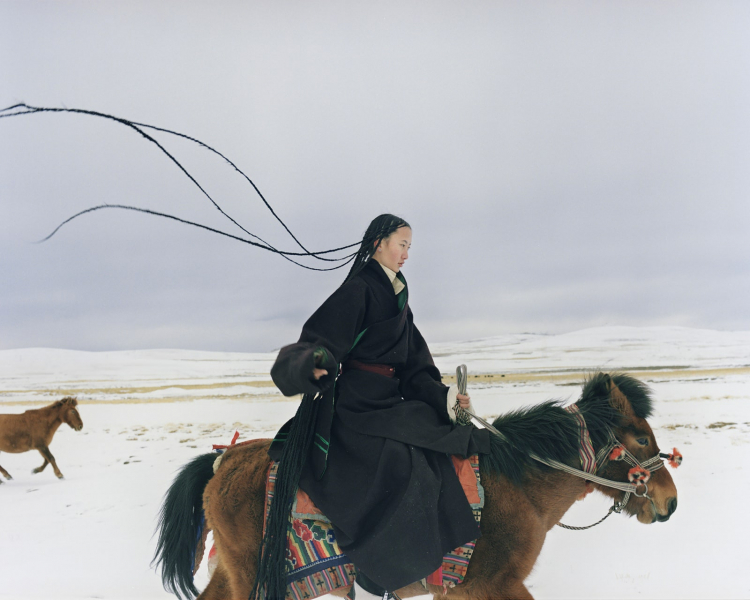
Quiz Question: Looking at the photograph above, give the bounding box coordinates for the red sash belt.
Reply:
[342,359,396,378]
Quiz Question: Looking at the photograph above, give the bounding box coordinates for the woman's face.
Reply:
[374,226,411,272]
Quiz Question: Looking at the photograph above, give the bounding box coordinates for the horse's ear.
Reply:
[71,397,78,406]
[608,379,635,417]
[589,372,612,400]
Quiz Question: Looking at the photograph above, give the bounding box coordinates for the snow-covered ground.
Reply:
[0,326,748,599]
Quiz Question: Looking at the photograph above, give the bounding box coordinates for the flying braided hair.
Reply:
[251,212,410,600]
[0,103,360,271]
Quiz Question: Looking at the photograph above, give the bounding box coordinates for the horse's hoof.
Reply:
[56,474,65,480]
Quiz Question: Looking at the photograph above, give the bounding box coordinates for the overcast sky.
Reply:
[1,1,749,352]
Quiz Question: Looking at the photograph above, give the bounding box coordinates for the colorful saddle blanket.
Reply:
[264,455,484,600]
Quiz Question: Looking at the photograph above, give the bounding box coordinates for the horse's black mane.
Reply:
[480,372,653,484]
[48,396,77,409]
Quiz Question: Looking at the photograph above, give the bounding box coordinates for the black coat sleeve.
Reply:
[271,280,369,397]
[398,307,451,423]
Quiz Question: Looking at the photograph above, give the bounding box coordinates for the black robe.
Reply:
[269,259,490,591]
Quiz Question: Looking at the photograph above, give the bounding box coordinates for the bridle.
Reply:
[453,365,682,530]
[531,404,682,531]
[531,405,682,530]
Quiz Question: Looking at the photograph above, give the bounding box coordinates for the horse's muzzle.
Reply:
[654,497,678,522]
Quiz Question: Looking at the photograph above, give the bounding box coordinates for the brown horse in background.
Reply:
[0,397,83,482]
[155,373,679,600]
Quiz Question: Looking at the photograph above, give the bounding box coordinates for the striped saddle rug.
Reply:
[263,455,484,600]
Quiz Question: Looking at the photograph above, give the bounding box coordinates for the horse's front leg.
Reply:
[36,446,63,479]
[198,561,235,600]
[0,457,11,481]
[32,458,49,474]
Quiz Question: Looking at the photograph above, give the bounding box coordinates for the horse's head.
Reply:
[59,397,83,432]
[585,374,679,524]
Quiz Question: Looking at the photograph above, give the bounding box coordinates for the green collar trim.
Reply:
[396,272,408,312]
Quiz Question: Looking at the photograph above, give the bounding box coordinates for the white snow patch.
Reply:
[0,327,748,599]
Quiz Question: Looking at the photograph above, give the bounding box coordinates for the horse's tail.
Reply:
[153,453,217,600]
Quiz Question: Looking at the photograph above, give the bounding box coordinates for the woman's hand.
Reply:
[312,347,329,381]
[457,393,471,409]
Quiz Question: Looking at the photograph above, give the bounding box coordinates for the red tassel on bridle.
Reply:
[660,448,683,468]
[609,446,625,461]
[628,466,651,485]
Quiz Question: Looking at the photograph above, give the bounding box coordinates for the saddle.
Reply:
[262,455,484,600]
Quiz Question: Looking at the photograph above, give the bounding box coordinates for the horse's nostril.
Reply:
[668,497,678,516]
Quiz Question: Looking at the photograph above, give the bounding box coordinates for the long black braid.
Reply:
[250,392,320,600]
[0,103,359,271]
[251,213,410,600]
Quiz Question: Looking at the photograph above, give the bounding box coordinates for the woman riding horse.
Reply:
[263,214,490,600]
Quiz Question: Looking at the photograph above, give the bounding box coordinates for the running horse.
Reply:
[0,397,84,481]
[154,373,680,600]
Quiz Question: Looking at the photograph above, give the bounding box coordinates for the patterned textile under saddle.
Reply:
[263,455,484,600]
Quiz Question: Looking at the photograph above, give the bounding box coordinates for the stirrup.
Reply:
[351,580,393,600]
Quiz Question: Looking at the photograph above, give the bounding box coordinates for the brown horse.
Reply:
[154,373,679,600]
[0,397,83,481]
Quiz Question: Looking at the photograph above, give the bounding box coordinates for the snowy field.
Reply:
[1,326,748,600]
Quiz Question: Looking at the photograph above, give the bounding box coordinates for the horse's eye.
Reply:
[636,437,648,446]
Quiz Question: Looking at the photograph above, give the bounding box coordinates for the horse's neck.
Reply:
[34,405,65,437]
[528,470,587,531]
